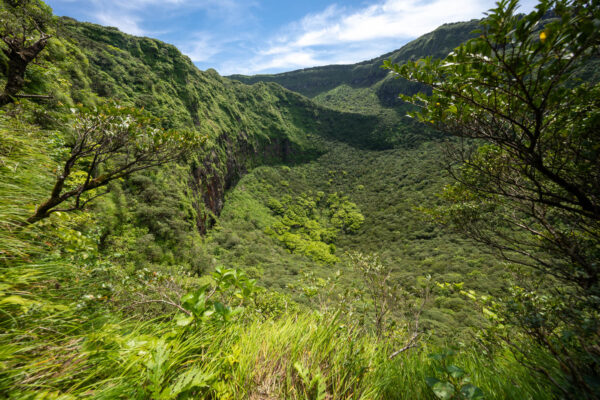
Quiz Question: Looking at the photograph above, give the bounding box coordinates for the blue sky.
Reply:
[45,0,538,75]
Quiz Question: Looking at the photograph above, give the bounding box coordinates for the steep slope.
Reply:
[50,18,508,333]
[26,18,403,234]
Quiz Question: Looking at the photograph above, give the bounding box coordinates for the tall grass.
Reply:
[6,274,555,397]
[0,110,57,262]
[2,307,554,399]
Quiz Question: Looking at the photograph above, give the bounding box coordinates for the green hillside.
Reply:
[1,0,596,398]
[228,20,482,149]
[49,17,416,226]
[33,15,497,336]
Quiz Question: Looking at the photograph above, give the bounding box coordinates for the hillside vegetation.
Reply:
[1,0,597,398]
[228,20,481,145]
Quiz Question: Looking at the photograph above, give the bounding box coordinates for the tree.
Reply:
[384,0,599,397]
[0,0,53,106]
[26,103,201,225]
[347,252,430,357]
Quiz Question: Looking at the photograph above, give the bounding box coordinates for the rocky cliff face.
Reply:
[190,128,310,233]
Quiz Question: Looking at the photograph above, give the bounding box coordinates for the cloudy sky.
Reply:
[45,0,538,75]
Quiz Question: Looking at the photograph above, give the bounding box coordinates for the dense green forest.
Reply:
[1,0,598,398]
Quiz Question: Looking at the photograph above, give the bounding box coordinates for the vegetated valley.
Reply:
[1,1,598,399]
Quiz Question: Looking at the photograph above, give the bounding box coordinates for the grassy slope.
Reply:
[0,107,552,399]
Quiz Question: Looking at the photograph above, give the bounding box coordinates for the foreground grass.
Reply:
[2,297,552,399]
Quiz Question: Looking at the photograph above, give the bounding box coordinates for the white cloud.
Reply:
[94,12,145,36]
[177,33,224,62]
[52,0,252,36]
[241,0,505,74]
[291,0,484,45]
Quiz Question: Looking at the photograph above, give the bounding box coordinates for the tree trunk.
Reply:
[25,196,62,224]
[0,35,50,107]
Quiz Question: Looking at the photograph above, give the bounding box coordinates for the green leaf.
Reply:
[175,314,194,327]
[202,307,214,318]
[165,367,212,398]
[0,295,39,308]
[460,383,485,400]
[446,364,465,379]
[431,381,456,400]
[180,292,195,305]
[425,376,441,388]
[482,307,498,320]
[316,376,327,400]
[213,301,230,318]
[294,362,310,383]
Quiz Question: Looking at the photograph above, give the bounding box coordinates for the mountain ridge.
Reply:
[227,19,481,99]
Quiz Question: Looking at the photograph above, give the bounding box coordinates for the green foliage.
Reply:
[0,0,54,105]
[384,0,600,396]
[294,361,328,400]
[264,191,363,265]
[178,266,258,327]
[329,193,365,233]
[0,0,53,41]
[26,101,201,224]
[426,349,485,400]
[266,196,284,214]
[346,252,431,341]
